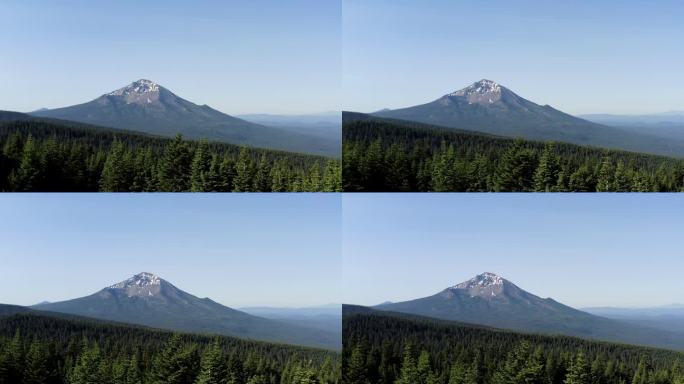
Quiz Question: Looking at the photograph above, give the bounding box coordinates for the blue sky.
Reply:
[0,194,341,307]
[343,0,684,114]
[343,194,684,308]
[0,0,340,114]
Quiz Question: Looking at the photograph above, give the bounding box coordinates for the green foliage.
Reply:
[0,120,341,192]
[343,119,684,192]
[0,313,340,384]
[343,311,684,384]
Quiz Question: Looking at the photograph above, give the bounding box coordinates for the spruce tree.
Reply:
[190,140,212,192]
[150,335,199,384]
[100,138,132,192]
[23,341,49,384]
[158,134,192,192]
[395,344,419,384]
[564,352,591,384]
[533,142,560,191]
[9,134,42,191]
[195,340,227,384]
[596,157,615,192]
[69,342,103,384]
[232,148,253,192]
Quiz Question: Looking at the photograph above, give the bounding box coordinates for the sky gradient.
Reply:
[0,0,340,114]
[0,194,341,307]
[343,194,684,308]
[343,0,684,114]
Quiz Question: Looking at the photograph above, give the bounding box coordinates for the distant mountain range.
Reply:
[583,304,684,334]
[373,272,684,350]
[30,79,339,157]
[239,304,341,334]
[32,272,340,350]
[580,112,684,143]
[370,79,684,157]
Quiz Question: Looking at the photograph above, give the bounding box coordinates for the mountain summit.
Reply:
[33,272,340,349]
[108,272,163,297]
[374,272,684,350]
[447,79,502,104]
[449,272,506,298]
[107,79,162,104]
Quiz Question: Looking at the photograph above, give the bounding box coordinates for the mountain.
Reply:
[375,272,684,350]
[30,80,339,156]
[372,79,684,157]
[32,272,340,349]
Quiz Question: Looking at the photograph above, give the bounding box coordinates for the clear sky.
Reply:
[0,194,341,307]
[343,194,684,308]
[343,0,684,115]
[0,0,340,114]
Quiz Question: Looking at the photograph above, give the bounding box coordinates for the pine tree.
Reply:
[9,134,42,191]
[596,157,615,192]
[533,142,561,191]
[564,352,591,384]
[494,140,537,192]
[613,161,631,191]
[150,335,199,384]
[322,160,342,192]
[100,138,132,192]
[395,344,419,384]
[70,342,103,384]
[158,134,192,191]
[346,341,370,384]
[195,340,227,384]
[252,154,271,192]
[232,148,253,192]
[226,353,245,384]
[190,140,212,192]
[23,340,50,384]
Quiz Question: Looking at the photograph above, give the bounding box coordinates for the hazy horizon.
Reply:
[0,194,341,307]
[343,194,684,308]
[343,0,684,115]
[1,0,340,115]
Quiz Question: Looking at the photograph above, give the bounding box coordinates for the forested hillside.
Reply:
[343,307,684,384]
[343,115,684,192]
[0,118,341,192]
[0,311,340,384]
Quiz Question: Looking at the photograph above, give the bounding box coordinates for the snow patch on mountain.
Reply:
[109,272,161,291]
[448,79,501,97]
[454,272,504,289]
[108,79,160,96]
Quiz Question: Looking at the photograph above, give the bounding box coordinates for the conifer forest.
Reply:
[343,118,684,192]
[0,120,341,192]
[342,309,684,384]
[0,312,340,384]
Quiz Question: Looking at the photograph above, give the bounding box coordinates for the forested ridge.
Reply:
[342,308,684,384]
[0,311,340,383]
[342,116,684,192]
[0,118,341,192]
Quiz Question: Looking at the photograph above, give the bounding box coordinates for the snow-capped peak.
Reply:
[453,272,504,289]
[110,272,161,289]
[449,79,501,97]
[108,79,160,97]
